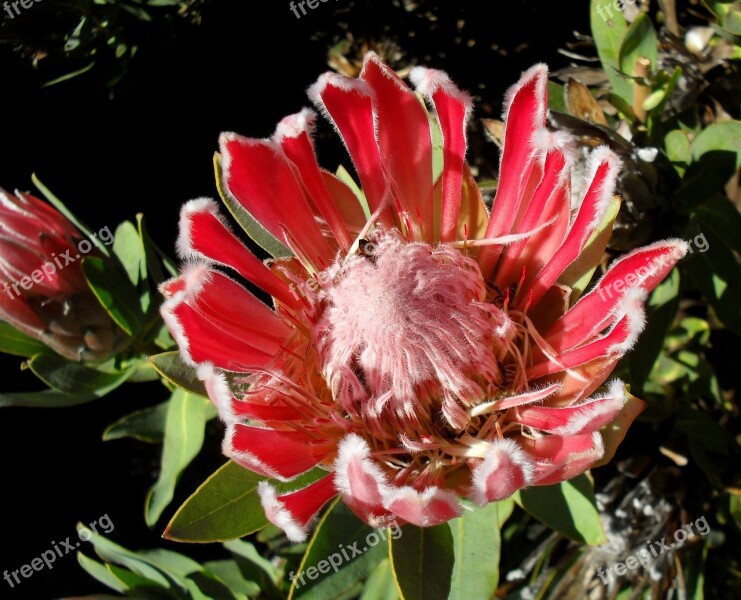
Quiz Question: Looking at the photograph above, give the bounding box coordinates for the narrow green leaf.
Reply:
[145,389,216,526]
[31,174,104,252]
[83,256,144,336]
[0,322,54,357]
[83,527,176,589]
[28,354,134,397]
[43,63,97,87]
[105,563,167,594]
[223,539,282,599]
[148,351,208,397]
[590,0,631,102]
[138,214,178,284]
[214,153,293,258]
[290,500,390,600]
[164,461,325,543]
[429,110,444,184]
[389,523,454,600]
[516,474,607,545]
[0,388,98,408]
[77,552,129,594]
[103,401,169,443]
[448,502,503,600]
[113,221,147,286]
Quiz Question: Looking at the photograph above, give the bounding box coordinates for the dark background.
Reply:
[0,1,588,597]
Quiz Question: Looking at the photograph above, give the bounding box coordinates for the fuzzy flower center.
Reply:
[314,232,518,437]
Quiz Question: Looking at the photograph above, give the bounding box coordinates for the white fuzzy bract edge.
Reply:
[257,481,308,542]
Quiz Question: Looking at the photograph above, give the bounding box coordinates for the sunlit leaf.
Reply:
[165,461,325,543]
[516,474,607,545]
[289,500,388,599]
[145,389,217,526]
[389,523,454,600]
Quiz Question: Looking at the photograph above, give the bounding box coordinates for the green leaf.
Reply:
[31,174,105,252]
[683,227,741,334]
[590,0,631,102]
[618,13,658,90]
[694,194,741,255]
[138,214,178,284]
[0,388,98,408]
[516,474,607,545]
[630,268,680,390]
[83,256,144,336]
[645,66,682,117]
[28,354,134,397]
[0,322,54,357]
[729,493,741,532]
[145,389,216,526]
[164,461,325,543]
[203,560,261,597]
[223,539,282,599]
[103,401,169,443]
[547,81,567,113]
[105,563,168,595]
[430,110,444,185]
[389,523,454,600]
[290,500,390,600]
[84,527,177,590]
[43,63,97,87]
[665,129,693,165]
[77,552,129,594]
[113,221,147,287]
[148,351,208,397]
[336,165,371,220]
[361,559,399,600]
[706,1,741,34]
[691,121,741,170]
[448,502,503,600]
[214,153,293,258]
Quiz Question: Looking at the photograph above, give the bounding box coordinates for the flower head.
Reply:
[0,189,124,361]
[162,55,687,541]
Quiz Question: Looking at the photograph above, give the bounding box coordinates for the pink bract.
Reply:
[161,54,687,541]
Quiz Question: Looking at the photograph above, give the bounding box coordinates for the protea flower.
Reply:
[0,189,124,361]
[161,55,687,541]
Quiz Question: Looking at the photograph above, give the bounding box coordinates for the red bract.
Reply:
[0,189,122,361]
[161,55,687,541]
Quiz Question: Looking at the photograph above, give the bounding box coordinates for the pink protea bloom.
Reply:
[161,55,688,540]
[0,188,124,361]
